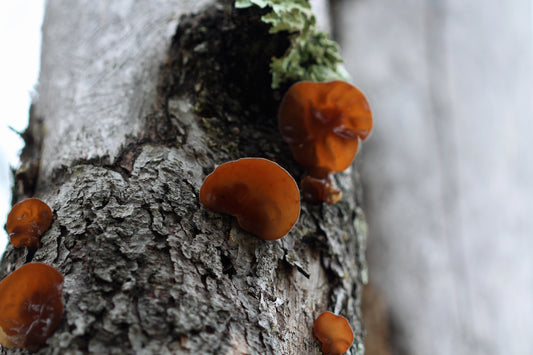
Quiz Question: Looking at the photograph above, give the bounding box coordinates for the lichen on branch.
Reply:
[235,0,350,88]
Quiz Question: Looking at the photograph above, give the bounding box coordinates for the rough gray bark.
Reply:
[1,1,367,354]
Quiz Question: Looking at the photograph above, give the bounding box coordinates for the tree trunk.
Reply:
[2,1,367,354]
[335,0,533,354]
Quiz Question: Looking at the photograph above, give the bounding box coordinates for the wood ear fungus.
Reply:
[278,80,372,172]
[278,80,372,204]
[313,311,354,355]
[200,158,300,241]
[6,198,53,248]
[300,175,342,205]
[0,263,64,351]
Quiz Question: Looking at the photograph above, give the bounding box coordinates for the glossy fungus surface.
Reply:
[6,198,53,248]
[278,80,373,173]
[200,158,300,241]
[0,263,64,351]
[313,311,354,355]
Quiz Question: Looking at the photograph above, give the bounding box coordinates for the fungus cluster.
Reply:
[0,263,64,351]
[0,9,368,354]
[278,80,372,204]
[200,158,300,241]
[313,311,354,355]
[198,80,369,351]
[6,198,53,248]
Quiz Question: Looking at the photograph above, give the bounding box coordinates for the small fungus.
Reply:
[0,263,64,351]
[6,198,53,248]
[313,311,354,355]
[200,158,300,240]
[278,81,372,204]
[300,175,342,206]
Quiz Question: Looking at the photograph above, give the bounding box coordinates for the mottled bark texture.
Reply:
[2,1,367,354]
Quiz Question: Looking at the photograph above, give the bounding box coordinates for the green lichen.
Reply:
[235,0,350,88]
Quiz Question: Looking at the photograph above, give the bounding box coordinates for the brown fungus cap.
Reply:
[278,80,372,173]
[0,263,64,351]
[313,311,354,355]
[200,158,300,241]
[300,175,342,205]
[6,198,53,248]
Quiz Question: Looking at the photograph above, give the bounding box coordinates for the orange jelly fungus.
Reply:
[300,175,342,206]
[313,311,354,355]
[200,158,300,241]
[6,198,53,248]
[0,263,64,351]
[278,80,372,173]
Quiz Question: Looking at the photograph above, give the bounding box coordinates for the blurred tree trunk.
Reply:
[336,0,533,354]
[1,1,367,354]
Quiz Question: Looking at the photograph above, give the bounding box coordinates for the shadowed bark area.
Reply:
[1,1,367,354]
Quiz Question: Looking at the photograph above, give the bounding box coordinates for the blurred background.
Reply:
[1,1,532,354]
[334,0,533,354]
[0,0,44,248]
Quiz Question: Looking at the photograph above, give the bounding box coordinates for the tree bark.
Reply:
[2,1,367,354]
